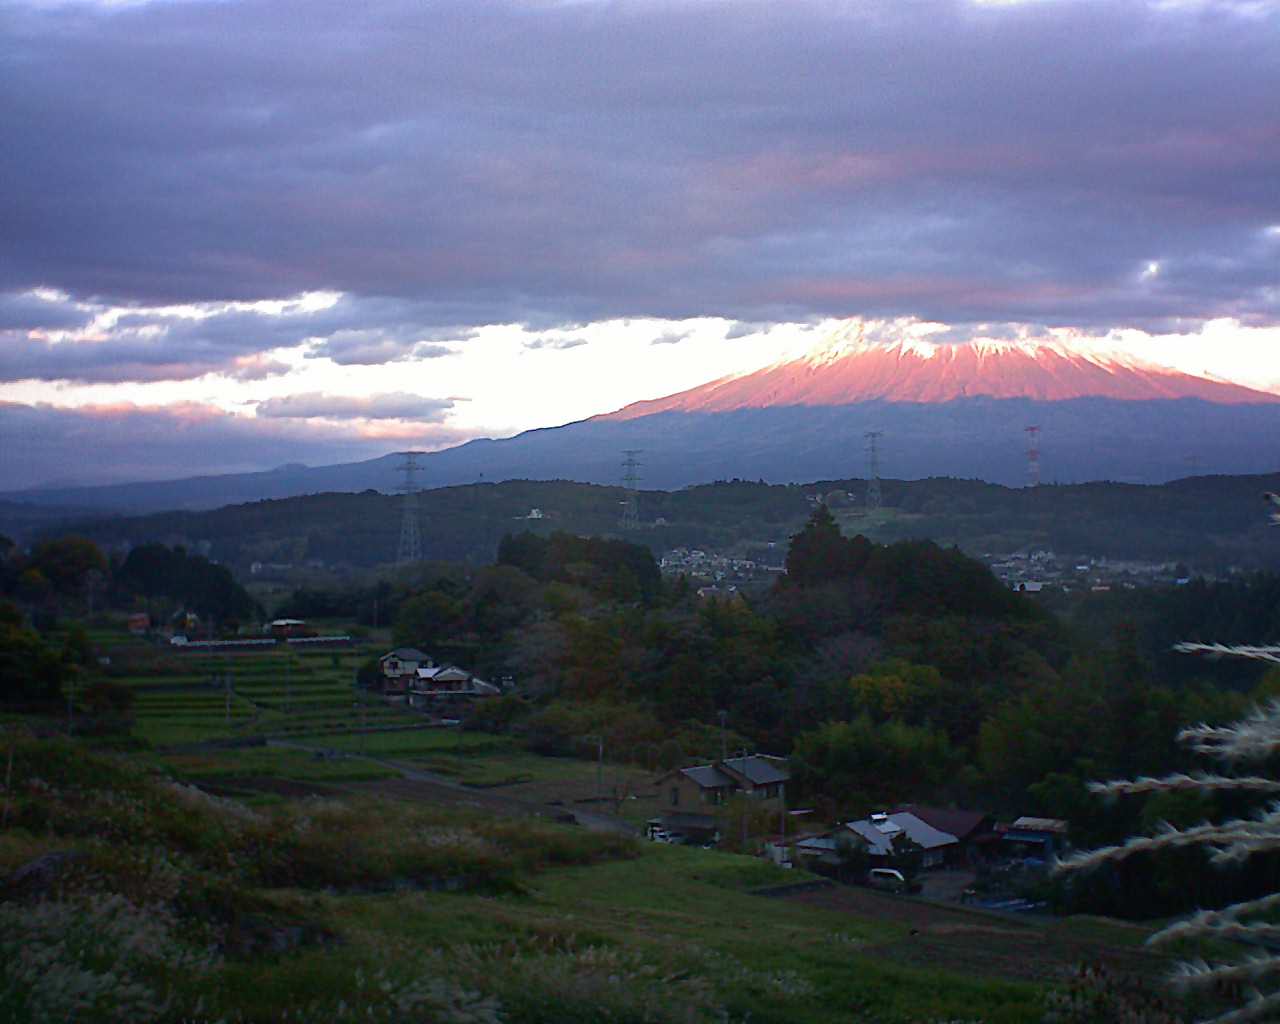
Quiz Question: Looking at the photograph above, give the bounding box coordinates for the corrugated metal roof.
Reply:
[845,812,959,856]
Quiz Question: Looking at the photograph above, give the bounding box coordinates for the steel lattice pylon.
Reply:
[864,431,883,512]
[620,450,642,530]
[397,451,422,564]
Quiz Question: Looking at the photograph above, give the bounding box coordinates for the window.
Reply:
[670,787,680,807]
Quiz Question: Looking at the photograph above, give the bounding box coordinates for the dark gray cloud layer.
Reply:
[0,292,475,382]
[2,0,1278,341]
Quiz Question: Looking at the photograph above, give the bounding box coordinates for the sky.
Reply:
[2,0,1279,490]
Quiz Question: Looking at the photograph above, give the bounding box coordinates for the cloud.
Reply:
[0,289,478,381]
[255,392,456,421]
[304,331,456,365]
[724,321,775,340]
[0,400,476,491]
[0,290,91,332]
[523,335,587,351]
[1,0,1276,334]
[650,329,692,346]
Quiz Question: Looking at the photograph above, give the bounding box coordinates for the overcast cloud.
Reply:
[4,0,1277,331]
[2,0,1278,486]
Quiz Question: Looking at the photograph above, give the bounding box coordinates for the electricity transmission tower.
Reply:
[396,451,423,564]
[620,450,642,530]
[864,432,883,512]
[1025,425,1041,488]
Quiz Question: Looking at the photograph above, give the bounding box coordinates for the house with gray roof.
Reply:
[795,811,960,872]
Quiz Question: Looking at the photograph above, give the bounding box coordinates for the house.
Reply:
[127,612,150,636]
[269,618,310,638]
[893,804,994,866]
[844,811,959,869]
[408,664,501,711]
[655,754,789,811]
[380,647,431,680]
[795,811,960,873]
[650,755,790,843]
[1000,816,1069,860]
[377,647,432,701]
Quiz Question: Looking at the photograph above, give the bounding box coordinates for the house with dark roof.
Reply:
[377,647,433,701]
[656,755,788,810]
[650,755,789,843]
[893,804,995,866]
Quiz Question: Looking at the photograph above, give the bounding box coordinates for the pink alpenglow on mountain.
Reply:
[602,329,1280,421]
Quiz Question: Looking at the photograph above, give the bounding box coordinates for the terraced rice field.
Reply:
[105,642,425,747]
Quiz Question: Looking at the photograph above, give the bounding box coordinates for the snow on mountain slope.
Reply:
[601,325,1279,420]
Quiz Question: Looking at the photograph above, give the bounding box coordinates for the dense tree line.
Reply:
[351,512,1255,851]
[0,535,260,706]
[24,472,1280,573]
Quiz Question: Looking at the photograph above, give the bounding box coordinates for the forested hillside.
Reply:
[16,471,1280,574]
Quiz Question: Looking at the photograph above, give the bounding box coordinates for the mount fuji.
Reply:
[8,327,1280,512]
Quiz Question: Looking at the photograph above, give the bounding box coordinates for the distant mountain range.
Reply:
[6,329,1280,516]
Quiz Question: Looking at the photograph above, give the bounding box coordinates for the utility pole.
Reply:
[585,734,604,800]
[717,709,728,762]
[66,668,76,735]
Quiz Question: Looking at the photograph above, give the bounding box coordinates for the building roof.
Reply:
[679,764,737,789]
[664,754,790,791]
[719,755,790,786]
[844,812,959,857]
[895,805,990,841]
[380,647,429,663]
[1010,816,1069,834]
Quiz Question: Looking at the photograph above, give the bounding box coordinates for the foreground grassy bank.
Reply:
[0,730,1067,1023]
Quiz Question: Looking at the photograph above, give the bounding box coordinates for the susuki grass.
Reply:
[0,731,1068,1023]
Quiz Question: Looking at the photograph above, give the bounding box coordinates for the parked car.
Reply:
[867,868,920,894]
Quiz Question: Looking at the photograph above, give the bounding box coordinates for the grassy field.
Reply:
[6,628,1212,1024]
[0,730,1060,1023]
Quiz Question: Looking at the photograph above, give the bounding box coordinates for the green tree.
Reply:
[792,715,956,815]
[29,536,107,596]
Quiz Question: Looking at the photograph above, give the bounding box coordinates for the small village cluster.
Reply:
[645,754,1066,900]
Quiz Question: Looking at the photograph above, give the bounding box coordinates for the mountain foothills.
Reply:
[6,332,1280,513]
[13,472,1280,575]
